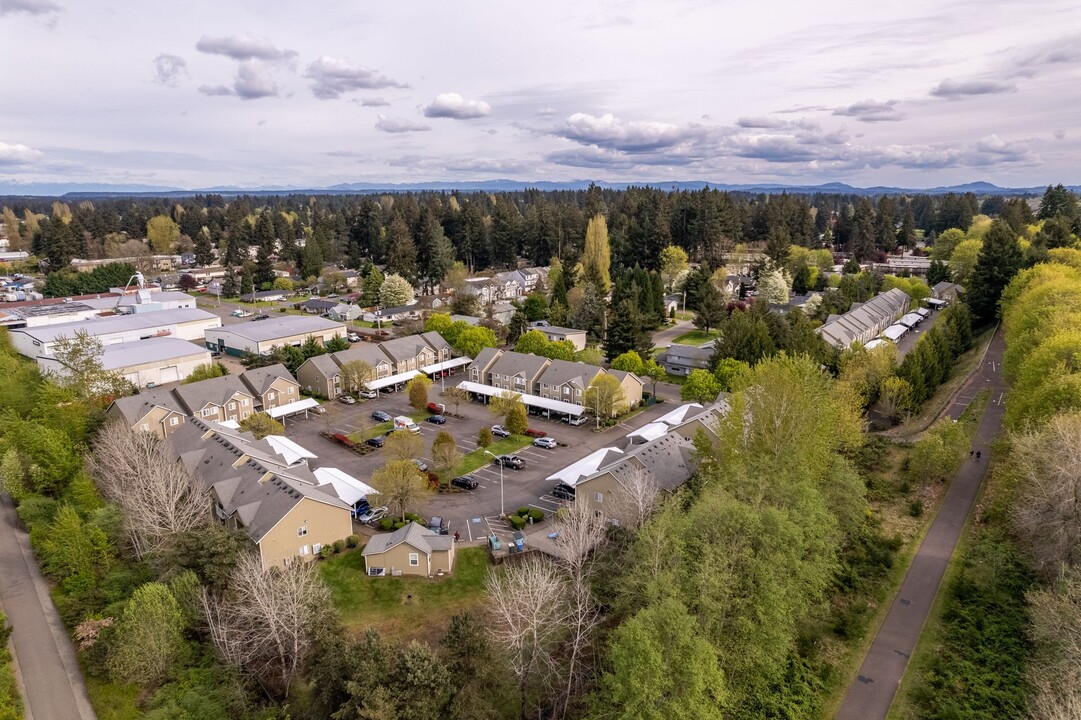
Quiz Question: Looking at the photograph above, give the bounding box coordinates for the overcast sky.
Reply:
[1,0,1079,189]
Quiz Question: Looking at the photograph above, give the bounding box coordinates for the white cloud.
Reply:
[195,34,296,62]
[558,112,712,152]
[930,78,1016,99]
[0,0,60,17]
[304,56,406,99]
[423,92,491,119]
[153,54,187,87]
[359,97,390,107]
[375,115,430,133]
[832,99,904,122]
[0,141,44,166]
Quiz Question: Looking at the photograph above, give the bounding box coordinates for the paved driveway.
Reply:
[282,380,675,542]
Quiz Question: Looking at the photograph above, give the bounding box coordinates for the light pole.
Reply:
[483,450,504,517]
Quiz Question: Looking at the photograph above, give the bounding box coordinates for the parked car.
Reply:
[347,333,361,342]
[413,459,429,472]
[552,483,576,500]
[365,435,386,448]
[231,309,251,318]
[311,405,327,414]
[563,415,589,426]
[533,437,557,449]
[428,516,449,535]
[490,425,511,438]
[339,395,356,404]
[451,474,479,490]
[358,389,378,399]
[358,506,387,524]
[426,414,446,424]
[494,455,525,470]
[371,410,392,422]
[251,313,271,321]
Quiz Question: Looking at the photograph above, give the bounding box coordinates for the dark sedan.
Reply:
[371,410,391,422]
[426,414,447,424]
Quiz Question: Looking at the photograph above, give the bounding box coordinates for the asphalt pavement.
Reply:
[835,326,1006,720]
[0,493,96,720]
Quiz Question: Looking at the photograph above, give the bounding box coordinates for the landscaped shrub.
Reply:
[516,507,530,517]
[346,534,360,548]
[15,495,58,530]
[527,509,544,523]
[404,512,422,524]
[378,517,395,531]
[319,545,333,559]
[508,515,527,531]
[332,539,345,553]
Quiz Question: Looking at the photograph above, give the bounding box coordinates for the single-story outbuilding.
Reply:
[41,336,211,388]
[362,522,456,577]
[203,316,347,357]
[8,308,221,357]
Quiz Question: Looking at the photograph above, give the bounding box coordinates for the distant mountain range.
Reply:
[0,179,1077,199]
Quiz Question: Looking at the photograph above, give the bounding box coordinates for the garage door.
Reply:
[159,366,180,384]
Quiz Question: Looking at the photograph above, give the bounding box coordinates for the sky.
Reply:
[1,0,1079,189]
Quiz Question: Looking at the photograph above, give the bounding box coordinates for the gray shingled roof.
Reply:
[300,353,341,379]
[490,350,550,381]
[109,386,185,424]
[362,521,452,556]
[379,334,437,363]
[538,358,599,389]
[817,288,909,349]
[240,363,296,396]
[468,347,502,375]
[331,342,393,368]
[172,374,253,414]
[419,331,451,354]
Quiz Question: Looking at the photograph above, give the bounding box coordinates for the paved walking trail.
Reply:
[835,327,1006,720]
[0,493,96,720]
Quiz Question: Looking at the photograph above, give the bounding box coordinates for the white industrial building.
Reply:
[37,337,211,388]
[203,315,347,357]
[8,308,221,357]
[0,290,198,330]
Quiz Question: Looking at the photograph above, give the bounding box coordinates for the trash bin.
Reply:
[488,534,501,551]
[513,531,525,552]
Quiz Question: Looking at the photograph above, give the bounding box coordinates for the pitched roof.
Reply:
[331,342,393,368]
[379,334,438,363]
[299,353,342,379]
[362,521,452,556]
[817,288,909,349]
[538,358,601,388]
[607,369,643,387]
[172,374,253,413]
[419,331,451,353]
[240,363,297,396]
[490,349,550,380]
[109,386,186,424]
[536,325,587,338]
[468,347,502,374]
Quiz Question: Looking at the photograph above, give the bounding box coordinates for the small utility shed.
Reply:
[362,522,456,577]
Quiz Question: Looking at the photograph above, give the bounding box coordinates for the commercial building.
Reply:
[203,315,347,357]
[37,336,210,388]
[8,307,221,356]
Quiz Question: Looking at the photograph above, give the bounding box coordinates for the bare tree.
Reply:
[1011,412,1081,578]
[486,556,569,720]
[1027,569,1081,720]
[605,465,661,531]
[445,386,468,416]
[89,421,210,559]
[201,553,330,697]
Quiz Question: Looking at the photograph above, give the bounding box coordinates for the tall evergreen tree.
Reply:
[764,225,791,266]
[385,218,419,285]
[254,244,275,288]
[896,205,917,249]
[967,219,1023,323]
[605,298,651,359]
[193,227,214,266]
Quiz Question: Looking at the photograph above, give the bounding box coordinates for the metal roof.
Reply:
[212,315,346,343]
[456,380,585,416]
[11,307,219,343]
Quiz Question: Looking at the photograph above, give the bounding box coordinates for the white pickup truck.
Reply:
[231,309,252,318]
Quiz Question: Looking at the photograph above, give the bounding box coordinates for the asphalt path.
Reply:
[0,493,96,720]
[835,326,1006,720]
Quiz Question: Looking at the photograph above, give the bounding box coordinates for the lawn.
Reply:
[321,545,490,642]
[671,328,720,345]
[449,435,532,479]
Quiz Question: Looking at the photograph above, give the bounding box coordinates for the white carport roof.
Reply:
[881,324,908,342]
[456,380,585,416]
[898,313,924,328]
[864,338,889,351]
[627,421,669,443]
[313,467,378,506]
[368,369,421,390]
[266,397,320,419]
[420,357,471,374]
[547,447,623,487]
[654,403,704,427]
[264,435,318,464]
[925,298,948,307]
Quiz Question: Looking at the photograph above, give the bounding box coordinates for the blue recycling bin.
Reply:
[513,531,525,552]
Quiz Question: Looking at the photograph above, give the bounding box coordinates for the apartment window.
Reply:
[242,399,250,406]
[299,545,310,556]
[201,408,215,417]
[268,392,276,401]
[542,383,549,390]
[576,389,582,397]
[595,492,604,503]
[169,417,179,426]
[313,543,322,555]
[297,526,308,537]
[228,402,236,410]
[408,552,419,567]
[287,387,294,395]
[563,387,570,395]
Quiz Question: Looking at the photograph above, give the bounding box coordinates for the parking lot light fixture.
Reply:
[483,449,505,517]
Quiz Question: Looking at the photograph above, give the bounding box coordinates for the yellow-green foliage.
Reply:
[881,275,931,302]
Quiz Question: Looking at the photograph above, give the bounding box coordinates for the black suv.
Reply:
[451,474,479,490]
[251,313,271,321]
[493,455,525,470]
[552,483,576,500]
[371,410,391,422]
[365,435,386,448]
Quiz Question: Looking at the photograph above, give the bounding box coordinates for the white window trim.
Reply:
[298,526,308,537]
[169,417,179,426]
[408,552,419,566]
[595,492,603,503]
[299,545,310,556]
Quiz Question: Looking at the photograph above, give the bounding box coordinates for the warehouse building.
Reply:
[37,336,211,388]
[203,316,347,357]
[7,307,221,357]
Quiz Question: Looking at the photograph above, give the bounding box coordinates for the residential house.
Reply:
[203,316,347,357]
[299,298,338,315]
[419,330,453,364]
[364,304,421,324]
[170,418,353,569]
[657,343,712,376]
[362,522,456,577]
[240,363,301,412]
[462,275,522,304]
[239,289,289,303]
[106,386,189,438]
[489,350,551,395]
[606,369,645,409]
[530,324,588,351]
[931,281,963,303]
[817,288,910,349]
[328,303,364,322]
[172,374,257,424]
[537,358,604,407]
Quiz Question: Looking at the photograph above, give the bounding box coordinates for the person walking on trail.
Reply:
[976,450,982,461]
[453,531,460,543]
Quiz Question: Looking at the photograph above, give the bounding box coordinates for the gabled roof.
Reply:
[362,521,453,556]
[300,298,338,311]
[538,358,601,389]
[109,386,186,424]
[607,369,643,387]
[536,325,587,338]
[490,350,550,380]
[331,342,393,368]
[419,331,451,354]
[468,347,502,374]
[379,334,438,362]
[299,353,341,379]
[240,363,297,396]
[172,374,253,413]
[665,344,713,361]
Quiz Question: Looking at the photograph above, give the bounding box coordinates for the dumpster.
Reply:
[488,534,501,551]
[513,531,525,552]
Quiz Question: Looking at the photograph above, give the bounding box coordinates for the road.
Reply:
[835,326,1006,720]
[282,380,677,544]
[893,306,943,360]
[0,494,96,720]
[650,319,695,347]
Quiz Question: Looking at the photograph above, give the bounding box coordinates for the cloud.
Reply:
[0,0,61,17]
[0,141,43,166]
[195,35,297,62]
[233,61,278,99]
[832,99,905,122]
[358,96,390,107]
[537,107,558,116]
[375,115,430,133]
[930,78,1016,99]
[557,112,712,153]
[198,84,233,97]
[423,92,491,119]
[304,56,406,99]
[736,116,786,129]
[153,54,187,87]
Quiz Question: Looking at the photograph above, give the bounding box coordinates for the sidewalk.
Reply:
[835,327,1006,720]
[0,493,96,720]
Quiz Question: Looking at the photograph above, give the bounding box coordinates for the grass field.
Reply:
[450,435,532,478]
[671,328,721,345]
[321,545,490,643]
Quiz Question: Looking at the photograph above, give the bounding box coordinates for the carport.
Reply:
[267,397,320,421]
[881,324,908,342]
[368,370,421,391]
[455,380,586,417]
[546,447,624,487]
[313,467,379,517]
[421,357,471,375]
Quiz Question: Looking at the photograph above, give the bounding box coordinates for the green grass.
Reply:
[83,674,140,720]
[451,435,532,478]
[671,328,721,345]
[0,644,23,720]
[321,546,490,642]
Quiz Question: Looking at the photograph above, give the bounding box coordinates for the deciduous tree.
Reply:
[371,459,430,519]
[109,582,184,685]
[681,368,721,403]
[239,412,284,439]
[407,375,432,411]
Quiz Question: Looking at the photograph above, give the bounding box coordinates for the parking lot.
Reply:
[282,377,677,541]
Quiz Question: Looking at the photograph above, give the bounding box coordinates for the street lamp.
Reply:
[483,450,505,517]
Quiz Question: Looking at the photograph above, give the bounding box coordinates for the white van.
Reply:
[393,416,421,434]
